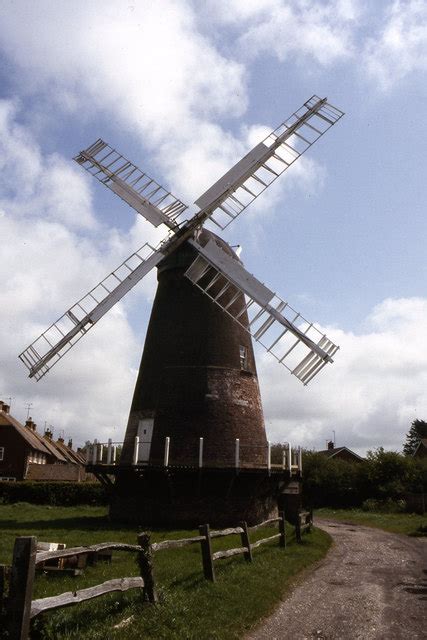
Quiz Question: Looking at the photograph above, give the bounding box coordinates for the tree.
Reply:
[403,419,427,456]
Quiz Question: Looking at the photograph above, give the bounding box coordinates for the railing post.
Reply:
[288,443,292,477]
[267,441,271,474]
[7,536,37,640]
[198,437,203,468]
[106,438,112,464]
[112,445,117,464]
[279,510,286,548]
[164,437,170,466]
[235,438,240,470]
[239,521,253,562]
[92,439,98,464]
[98,444,104,464]
[137,533,158,603]
[298,446,303,474]
[282,447,286,470]
[133,436,139,465]
[199,524,215,582]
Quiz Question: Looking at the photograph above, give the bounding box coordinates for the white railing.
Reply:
[84,438,303,474]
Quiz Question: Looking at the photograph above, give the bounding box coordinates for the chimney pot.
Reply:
[25,418,36,431]
[327,440,334,451]
[2,403,10,414]
[68,438,73,449]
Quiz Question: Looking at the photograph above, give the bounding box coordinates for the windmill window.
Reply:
[239,345,248,370]
[0,447,4,461]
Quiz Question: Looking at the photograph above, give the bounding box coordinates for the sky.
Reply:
[0,0,426,455]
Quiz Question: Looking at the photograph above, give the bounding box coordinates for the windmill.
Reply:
[20,96,344,525]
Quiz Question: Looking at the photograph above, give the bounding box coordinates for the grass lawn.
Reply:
[0,504,331,639]
[316,508,427,537]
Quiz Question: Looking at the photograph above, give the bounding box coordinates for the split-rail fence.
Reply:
[0,510,313,639]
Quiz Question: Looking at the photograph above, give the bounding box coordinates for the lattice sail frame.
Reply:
[185,239,338,384]
[19,238,171,380]
[74,140,188,229]
[20,95,343,383]
[195,96,344,229]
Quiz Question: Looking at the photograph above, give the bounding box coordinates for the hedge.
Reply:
[0,481,108,506]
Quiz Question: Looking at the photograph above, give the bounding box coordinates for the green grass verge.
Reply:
[316,508,427,537]
[0,504,331,640]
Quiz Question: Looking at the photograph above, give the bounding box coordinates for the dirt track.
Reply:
[246,519,426,640]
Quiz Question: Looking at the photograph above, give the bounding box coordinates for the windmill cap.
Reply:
[157,228,242,275]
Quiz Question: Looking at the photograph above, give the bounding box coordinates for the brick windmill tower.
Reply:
[20,96,343,525]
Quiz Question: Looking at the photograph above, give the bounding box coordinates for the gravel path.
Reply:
[246,519,426,640]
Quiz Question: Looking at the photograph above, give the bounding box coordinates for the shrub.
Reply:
[0,481,108,506]
[362,498,406,513]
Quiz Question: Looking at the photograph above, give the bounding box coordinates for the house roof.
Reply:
[0,408,67,462]
[413,438,427,456]
[0,409,51,455]
[317,446,364,461]
[52,439,86,465]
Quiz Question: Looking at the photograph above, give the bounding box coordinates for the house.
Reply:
[0,400,89,481]
[317,441,364,463]
[413,438,427,459]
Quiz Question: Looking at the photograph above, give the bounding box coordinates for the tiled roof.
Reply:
[0,408,68,462]
[0,410,51,455]
[317,446,364,461]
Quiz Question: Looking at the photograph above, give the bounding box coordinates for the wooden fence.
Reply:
[0,535,155,640]
[0,510,313,638]
[295,510,313,543]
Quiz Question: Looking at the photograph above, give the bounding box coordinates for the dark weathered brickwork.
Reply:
[120,230,267,468]
[113,231,275,525]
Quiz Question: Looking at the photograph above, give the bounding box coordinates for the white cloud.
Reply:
[362,0,427,90]
[206,0,358,65]
[259,296,427,454]
[0,100,158,444]
[0,101,96,230]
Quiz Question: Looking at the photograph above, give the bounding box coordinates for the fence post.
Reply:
[295,511,302,544]
[137,533,158,603]
[239,521,253,562]
[288,444,292,477]
[199,524,215,582]
[235,438,240,470]
[107,438,112,464]
[7,536,37,640]
[279,510,286,548]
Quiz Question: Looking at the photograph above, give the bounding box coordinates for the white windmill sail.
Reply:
[194,96,344,230]
[21,95,343,382]
[19,240,170,380]
[74,140,188,230]
[185,238,338,384]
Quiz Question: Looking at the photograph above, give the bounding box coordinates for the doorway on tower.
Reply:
[137,418,154,463]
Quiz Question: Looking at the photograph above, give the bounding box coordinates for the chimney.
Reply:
[57,436,65,444]
[1,402,10,414]
[44,428,53,440]
[68,438,73,449]
[25,418,36,431]
[327,440,334,451]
